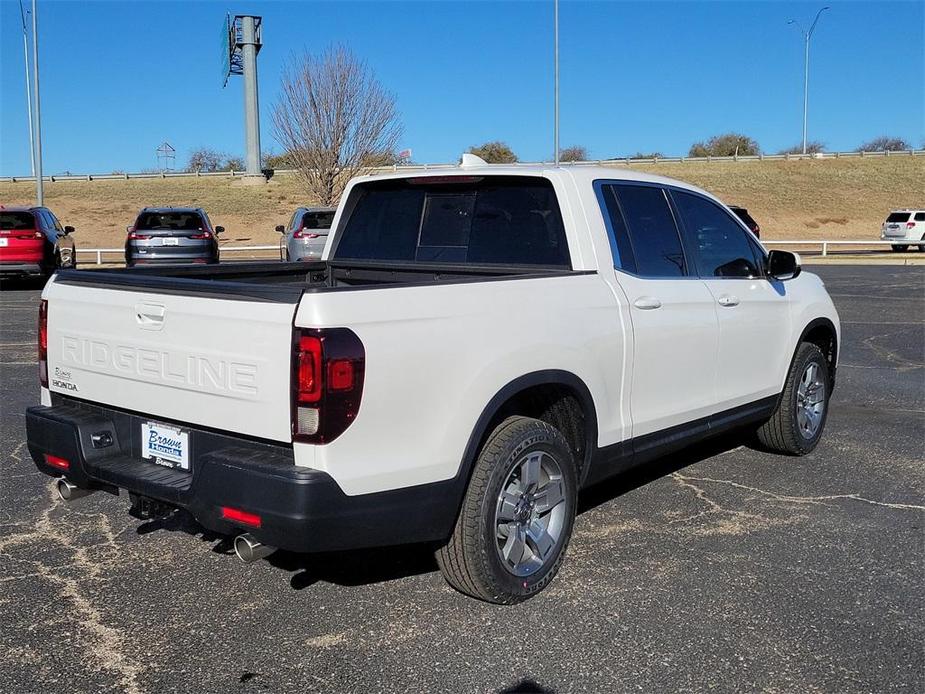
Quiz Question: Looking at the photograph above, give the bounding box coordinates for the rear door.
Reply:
[43,278,300,442]
[597,182,718,437]
[671,190,792,410]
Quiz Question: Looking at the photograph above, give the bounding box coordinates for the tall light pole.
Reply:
[553,0,559,165]
[789,6,829,155]
[19,0,35,177]
[31,0,44,204]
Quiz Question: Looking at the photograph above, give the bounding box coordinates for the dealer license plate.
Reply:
[161,237,179,246]
[141,421,190,471]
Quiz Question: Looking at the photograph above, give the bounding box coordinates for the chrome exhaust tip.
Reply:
[56,478,94,502]
[234,533,277,564]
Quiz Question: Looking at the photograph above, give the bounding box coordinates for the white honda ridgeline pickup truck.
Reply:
[27,158,840,603]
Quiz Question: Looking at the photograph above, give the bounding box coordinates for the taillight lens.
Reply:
[38,299,48,387]
[292,230,320,239]
[44,454,70,470]
[221,506,261,528]
[907,222,916,229]
[292,328,365,443]
[190,230,212,239]
[128,231,151,240]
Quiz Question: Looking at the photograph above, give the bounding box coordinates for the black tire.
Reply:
[757,342,830,455]
[436,416,577,604]
[891,244,909,252]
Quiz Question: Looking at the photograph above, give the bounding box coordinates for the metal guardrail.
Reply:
[74,240,920,266]
[3,149,923,183]
[762,239,924,257]
[76,245,280,265]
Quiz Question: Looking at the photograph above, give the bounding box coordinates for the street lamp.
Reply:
[18,0,35,177]
[789,6,830,155]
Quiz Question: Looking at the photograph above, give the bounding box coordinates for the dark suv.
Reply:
[729,205,760,238]
[125,208,222,267]
[0,206,76,279]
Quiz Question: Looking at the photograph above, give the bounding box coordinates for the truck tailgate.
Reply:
[43,278,299,443]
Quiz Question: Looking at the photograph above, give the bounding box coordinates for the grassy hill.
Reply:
[1,156,921,249]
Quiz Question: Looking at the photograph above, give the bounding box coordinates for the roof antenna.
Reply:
[460,153,487,168]
[553,0,559,166]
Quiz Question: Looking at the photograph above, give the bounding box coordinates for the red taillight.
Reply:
[38,299,48,388]
[907,222,916,229]
[128,231,151,240]
[297,335,322,404]
[292,328,365,443]
[221,506,262,528]
[44,454,70,470]
[190,230,212,239]
[292,230,320,239]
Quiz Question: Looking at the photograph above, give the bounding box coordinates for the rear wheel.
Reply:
[891,244,909,252]
[757,342,830,455]
[436,416,577,604]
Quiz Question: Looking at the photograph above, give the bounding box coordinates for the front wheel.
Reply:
[757,342,830,455]
[436,416,577,604]
[891,244,909,252]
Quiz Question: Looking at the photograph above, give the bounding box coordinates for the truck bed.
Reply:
[52,260,583,302]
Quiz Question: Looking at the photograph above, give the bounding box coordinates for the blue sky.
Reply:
[1,0,922,175]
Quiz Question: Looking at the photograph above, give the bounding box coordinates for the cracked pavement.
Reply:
[1,265,923,693]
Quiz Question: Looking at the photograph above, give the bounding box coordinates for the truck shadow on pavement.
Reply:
[133,431,753,591]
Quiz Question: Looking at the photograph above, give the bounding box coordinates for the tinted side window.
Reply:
[598,185,637,274]
[610,185,686,277]
[673,191,761,278]
[915,212,925,222]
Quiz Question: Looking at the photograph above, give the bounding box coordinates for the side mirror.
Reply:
[767,250,802,281]
[275,225,285,233]
[214,226,225,234]
[64,226,75,234]
[126,225,133,233]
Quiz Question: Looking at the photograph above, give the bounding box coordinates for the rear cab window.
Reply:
[333,176,571,267]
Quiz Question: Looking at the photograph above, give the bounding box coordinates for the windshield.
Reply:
[135,211,207,231]
[886,212,911,223]
[334,176,570,267]
[0,212,36,230]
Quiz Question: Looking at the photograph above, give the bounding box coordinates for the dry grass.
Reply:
[0,156,921,248]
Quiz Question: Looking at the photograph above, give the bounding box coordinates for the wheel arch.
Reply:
[445,370,599,530]
[791,317,839,391]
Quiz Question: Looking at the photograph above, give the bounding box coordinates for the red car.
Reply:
[0,206,77,280]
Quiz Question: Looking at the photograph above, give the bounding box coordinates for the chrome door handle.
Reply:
[717,294,740,307]
[633,296,662,310]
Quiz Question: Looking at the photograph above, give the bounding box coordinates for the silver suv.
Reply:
[277,207,335,261]
[125,208,222,267]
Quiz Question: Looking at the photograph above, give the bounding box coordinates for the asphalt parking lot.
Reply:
[1,265,922,694]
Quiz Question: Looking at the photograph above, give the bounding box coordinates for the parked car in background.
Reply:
[729,205,760,238]
[880,209,925,252]
[277,207,336,261]
[0,205,76,280]
[125,208,222,267]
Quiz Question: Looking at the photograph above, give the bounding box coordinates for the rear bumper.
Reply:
[0,262,44,276]
[125,245,218,265]
[26,398,458,553]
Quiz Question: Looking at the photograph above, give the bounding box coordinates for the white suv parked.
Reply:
[881,209,925,251]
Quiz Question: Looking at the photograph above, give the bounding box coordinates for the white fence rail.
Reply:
[3,149,923,183]
[76,245,280,265]
[762,239,924,257]
[74,240,918,266]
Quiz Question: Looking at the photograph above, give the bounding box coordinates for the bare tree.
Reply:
[273,45,403,205]
[559,145,588,162]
